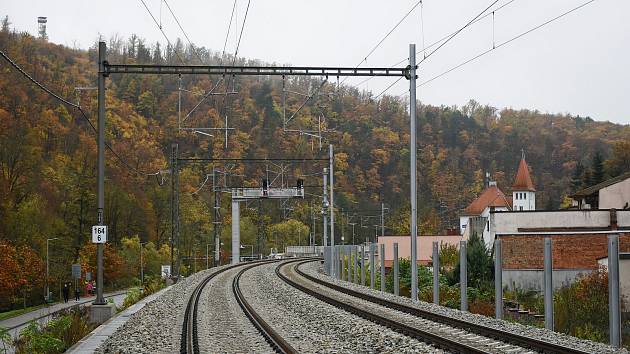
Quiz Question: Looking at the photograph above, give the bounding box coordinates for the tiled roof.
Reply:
[463,185,512,216]
[512,158,536,191]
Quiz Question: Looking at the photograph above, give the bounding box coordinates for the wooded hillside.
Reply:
[1,20,630,306]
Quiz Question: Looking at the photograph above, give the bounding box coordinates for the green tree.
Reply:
[136,91,156,117]
[448,233,493,288]
[570,162,585,192]
[605,139,630,177]
[591,151,605,185]
[267,219,310,251]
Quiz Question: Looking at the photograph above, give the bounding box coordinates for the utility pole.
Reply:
[381,202,386,238]
[170,144,178,277]
[329,144,335,248]
[341,209,345,245]
[213,168,220,266]
[311,204,316,246]
[46,237,58,301]
[409,43,419,302]
[348,222,356,245]
[95,41,106,305]
[171,144,180,278]
[322,168,328,247]
[140,241,147,284]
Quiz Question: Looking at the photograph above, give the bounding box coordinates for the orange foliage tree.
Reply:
[0,241,44,310]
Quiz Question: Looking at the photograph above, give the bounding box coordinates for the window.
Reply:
[519,206,523,211]
[524,193,527,200]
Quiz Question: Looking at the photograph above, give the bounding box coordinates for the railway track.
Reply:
[180,262,243,354]
[277,259,494,353]
[286,259,593,354]
[233,263,297,354]
[180,260,296,354]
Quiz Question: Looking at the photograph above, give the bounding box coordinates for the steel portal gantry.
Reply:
[102,64,411,78]
[96,44,418,299]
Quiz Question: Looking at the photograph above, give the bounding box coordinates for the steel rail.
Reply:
[233,262,298,354]
[276,260,489,354]
[180,260,272,354]
[293,260,592,354]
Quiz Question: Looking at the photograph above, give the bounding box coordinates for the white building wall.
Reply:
[512,190,535,211]
[599,177,630,209]
[597,256,630,309]
[503,269,593,291]
[619,211,630,227]
[459,216,470,235]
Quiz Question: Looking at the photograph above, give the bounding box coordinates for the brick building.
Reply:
[491,209,630,290]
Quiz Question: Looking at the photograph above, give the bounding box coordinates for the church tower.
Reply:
[512,151,536,211]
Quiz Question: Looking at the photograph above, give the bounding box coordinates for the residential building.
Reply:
[376,235,462,268]
[460,155,537,246]
[570,172,630,209]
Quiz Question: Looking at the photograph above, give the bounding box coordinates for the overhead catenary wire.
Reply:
[355,0,518,88]
[138,0,184,63]
[218,0,253,145]
[0,49,163,177]
[162,0,205,64]
[373,0,499,98]
[341,0,423,85]
[400,0,596,94]
[183,0,247,128]
[163,0,234,126]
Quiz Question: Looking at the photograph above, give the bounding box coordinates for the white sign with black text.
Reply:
[92,225,107,243]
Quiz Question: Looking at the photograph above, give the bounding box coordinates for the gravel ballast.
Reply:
[240,260,443,353]
[196,264,275,353]
[302,260,628,354]
[97,264,236,354]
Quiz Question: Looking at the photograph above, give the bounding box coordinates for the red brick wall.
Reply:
[500,233,630,270]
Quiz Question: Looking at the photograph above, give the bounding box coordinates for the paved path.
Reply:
[0,291,127,354]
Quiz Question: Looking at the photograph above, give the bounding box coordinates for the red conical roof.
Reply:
[512,158,535,191]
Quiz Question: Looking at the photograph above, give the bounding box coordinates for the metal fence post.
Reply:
[609,234,621,348]
[544,237,553,331]
[460,240,467,312]
[433,241,439,305]
[380,243,386,292]
[346,246,351,282]
[340,246,345,281]
[370,243,376,289]
[354,246,359,284]
[335,246,340,280]
[324,247,328,274]
[361,245,366,286]
[495,239,503,320]
[394,243,399,296]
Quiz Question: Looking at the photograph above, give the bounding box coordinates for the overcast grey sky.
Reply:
[4,0,630,124]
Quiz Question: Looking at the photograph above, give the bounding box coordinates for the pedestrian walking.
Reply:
[86,281,93,296]
[62,282,69,303]
[75,286,80,301]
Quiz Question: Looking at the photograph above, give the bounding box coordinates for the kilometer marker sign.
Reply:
[92,225,107,243]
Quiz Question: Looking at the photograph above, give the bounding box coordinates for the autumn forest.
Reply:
[1,17,630,310]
